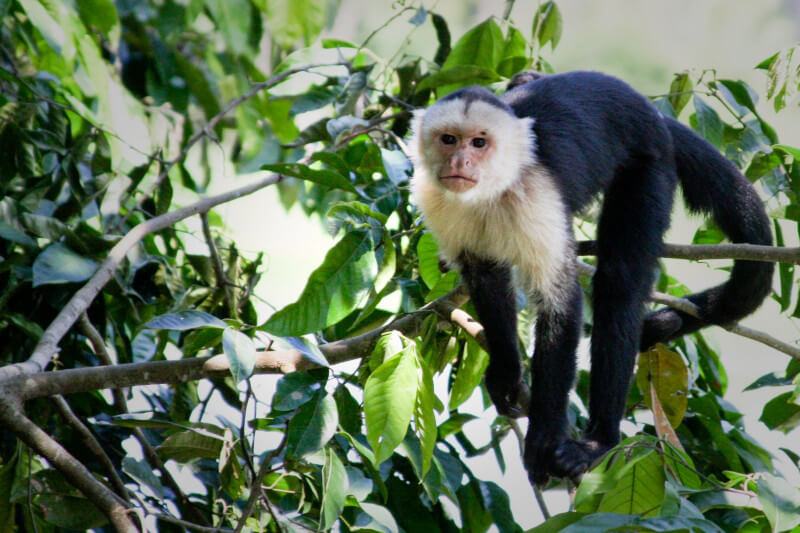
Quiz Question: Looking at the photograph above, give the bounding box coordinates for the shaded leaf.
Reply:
[144,310,227,330]
[285,391,338,458]
[32,243,97,287]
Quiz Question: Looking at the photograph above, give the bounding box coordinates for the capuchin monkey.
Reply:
[408,70,774,485]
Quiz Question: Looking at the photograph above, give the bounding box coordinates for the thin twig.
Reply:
[201,212,237,318]
[508,419,551,520]
[51,395,129,500]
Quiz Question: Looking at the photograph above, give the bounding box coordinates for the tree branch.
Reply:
[578,240,800,264]
[0,397,137,532]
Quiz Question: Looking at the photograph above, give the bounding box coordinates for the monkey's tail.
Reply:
[639,117,774,350]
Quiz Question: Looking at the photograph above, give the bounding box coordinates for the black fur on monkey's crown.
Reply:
[439,85,517,117]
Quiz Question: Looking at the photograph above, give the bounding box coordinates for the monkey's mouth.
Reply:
[439,175,477,192]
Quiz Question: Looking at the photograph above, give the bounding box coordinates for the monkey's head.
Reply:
[409,86,535,204]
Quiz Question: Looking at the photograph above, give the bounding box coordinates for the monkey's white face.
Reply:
[409,97,536,203]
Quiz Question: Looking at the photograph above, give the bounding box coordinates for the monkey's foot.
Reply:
[524,437,611,486]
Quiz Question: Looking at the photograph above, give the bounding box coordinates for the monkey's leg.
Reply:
[523,276,583,485]
[557,161,676,478]
[459,252,525,416]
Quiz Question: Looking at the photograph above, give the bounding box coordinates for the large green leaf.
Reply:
[263,231,378,336]
[320,448,348,530]
[285,391,338,458]
[32,243,98,287]
[364,333,419,464]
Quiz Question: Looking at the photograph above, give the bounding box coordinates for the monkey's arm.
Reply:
[458,252,525,416]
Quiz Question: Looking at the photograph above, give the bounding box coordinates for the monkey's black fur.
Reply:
[452,71,773,483]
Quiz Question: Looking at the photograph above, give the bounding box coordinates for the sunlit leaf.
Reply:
[263,231,378,336]
[364,333,419,464]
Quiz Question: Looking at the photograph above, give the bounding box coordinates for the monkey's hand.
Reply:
[484,363,529,418]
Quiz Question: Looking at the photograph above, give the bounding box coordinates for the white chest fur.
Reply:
[412,165,573,303]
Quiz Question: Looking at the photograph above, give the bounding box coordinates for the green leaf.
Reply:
[758,473,800,532]
[415,357,437,476]
[426,269,459,303]
[221,328,256,383]
[32,243,98,287]
[353,502,400,533]
[158,430,223,461]
[417,65,501,92]
[759,391,800,432]
[442,18,504,71]
[364,333,419,464]
[144,310,227,330]
[320,448,348,530]
[327,201,387,236]
[417,232,442,289]
[205,0,251,55]
[271,369,325,411]
[449,337,489,410]
[75,0,120,42]
[285,391,338,458]
[596,450,666,516]
[261,162,356,192]
[260,0,327,49]
[532,1,563,50]
[380,148,412,185]
[693,96,724,149]
[635,345,689,428]
[121,456,164,499]
[668,72,693,116]
[0,221,37,247]
[263,231,378,336]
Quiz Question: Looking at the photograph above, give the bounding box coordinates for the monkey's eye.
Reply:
[471,137,487,148]
[440,134,457,145]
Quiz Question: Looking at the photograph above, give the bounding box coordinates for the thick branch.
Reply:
[6,287,468,401]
